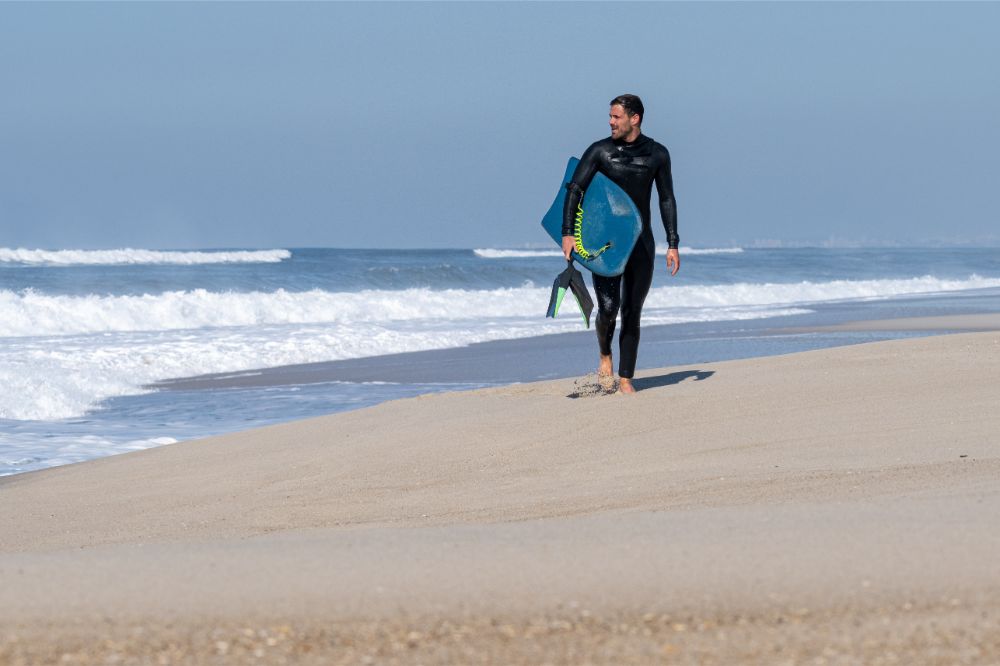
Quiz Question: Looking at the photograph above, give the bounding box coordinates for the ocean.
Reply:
[2,245,1000,477]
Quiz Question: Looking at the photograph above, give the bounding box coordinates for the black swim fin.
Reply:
[567,263,594,328]
[546,260,594,328]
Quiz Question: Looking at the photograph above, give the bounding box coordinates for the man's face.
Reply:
[609,104,639,140]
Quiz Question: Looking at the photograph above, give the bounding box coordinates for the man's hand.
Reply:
[562,235,575,261]
[666,248,680,276]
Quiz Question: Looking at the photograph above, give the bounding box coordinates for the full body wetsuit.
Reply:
[562,135,678,379]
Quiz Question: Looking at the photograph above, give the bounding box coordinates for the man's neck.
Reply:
[621,129,642,144]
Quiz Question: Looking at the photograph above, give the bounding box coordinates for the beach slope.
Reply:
[3,331,1000,664]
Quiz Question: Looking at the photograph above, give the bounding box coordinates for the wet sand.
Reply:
[3,318,1000,664]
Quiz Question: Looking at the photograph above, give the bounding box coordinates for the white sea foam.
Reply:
[0,247,291,265]
[1,275,996,339]
[675,246,744,255]
[2,274,998,422]
[646,275,1000,308]
[473,248,564,258]
[0,432,177,475]
[0,287,548,338]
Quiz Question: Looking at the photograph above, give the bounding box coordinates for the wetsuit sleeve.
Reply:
[562,144,602,237]
[655,149,679,249]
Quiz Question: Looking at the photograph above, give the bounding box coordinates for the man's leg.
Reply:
[617,243,655,393]
[591,272,622,378]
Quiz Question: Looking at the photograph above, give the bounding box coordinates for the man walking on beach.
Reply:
[561,94,680,393]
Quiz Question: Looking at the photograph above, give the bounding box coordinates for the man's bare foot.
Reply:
[597,355,616,391]
[618,378,637,394]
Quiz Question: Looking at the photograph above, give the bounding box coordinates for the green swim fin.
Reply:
[545,260,593,328]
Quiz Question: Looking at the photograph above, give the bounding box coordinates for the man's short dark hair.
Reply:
[610,94,644,124]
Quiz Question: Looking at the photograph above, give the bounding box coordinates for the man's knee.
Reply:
[596,295,620,319]
[620,304,642,326]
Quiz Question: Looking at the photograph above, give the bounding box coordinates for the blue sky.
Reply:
[2,2,998,250]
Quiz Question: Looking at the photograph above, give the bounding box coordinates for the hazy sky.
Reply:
[2,2,998,250]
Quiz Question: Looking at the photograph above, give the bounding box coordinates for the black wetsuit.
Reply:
[562,135,678,379]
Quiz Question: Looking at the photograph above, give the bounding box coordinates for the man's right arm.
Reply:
[561,144,602,259]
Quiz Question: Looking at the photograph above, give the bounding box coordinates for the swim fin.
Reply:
[546,260,594,328]
[567,262,594,327]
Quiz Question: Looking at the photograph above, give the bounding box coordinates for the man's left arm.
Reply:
[655,149,680,276]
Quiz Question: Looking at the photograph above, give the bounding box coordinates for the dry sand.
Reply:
[3,322,1000,664]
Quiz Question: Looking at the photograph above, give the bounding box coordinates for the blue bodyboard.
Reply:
[540,157,642,277]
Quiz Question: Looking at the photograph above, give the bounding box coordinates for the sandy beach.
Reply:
[3,318,1000,664]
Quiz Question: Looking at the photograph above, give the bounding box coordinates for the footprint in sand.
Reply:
[567,373,619,398]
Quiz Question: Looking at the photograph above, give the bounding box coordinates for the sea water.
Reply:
[2,245,1000,476]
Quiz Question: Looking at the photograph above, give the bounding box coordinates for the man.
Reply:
[561,94,679,394]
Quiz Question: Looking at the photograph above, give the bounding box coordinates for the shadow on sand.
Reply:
[567,369,714,398]
[632,369,714,391]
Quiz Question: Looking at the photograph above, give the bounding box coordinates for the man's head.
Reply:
[609,94,644,142]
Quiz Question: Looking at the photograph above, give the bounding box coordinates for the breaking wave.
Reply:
[0,247,291,266]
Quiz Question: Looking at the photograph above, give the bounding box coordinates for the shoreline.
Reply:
[4,323,1000,663]
[151,311,1000,392]
[7,299,998,479]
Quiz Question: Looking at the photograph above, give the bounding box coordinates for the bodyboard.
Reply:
[540,157,642,277]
